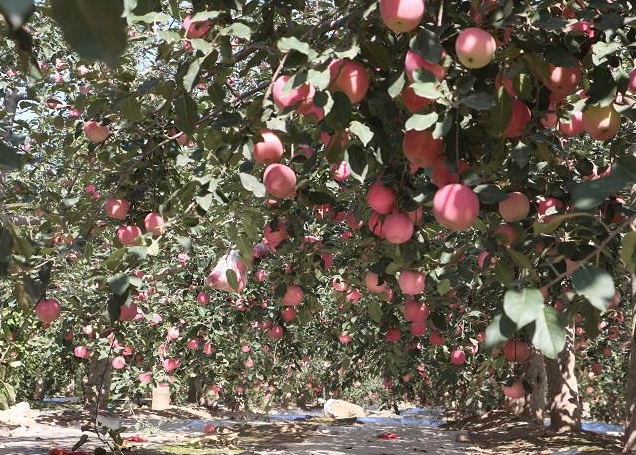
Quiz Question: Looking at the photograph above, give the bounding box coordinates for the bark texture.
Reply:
[508,349,546,424]
[623,177,636,452]
[84,357,111,410]
[545,322,581,432]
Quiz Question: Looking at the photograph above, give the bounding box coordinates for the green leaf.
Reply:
[485,313,517,349]
[405,112,438,131]
[503,288,544,328]
[621,231,636,274]
[0,141,23,169]
[277,36,314,56]
[348,121,373,146]
[409,28,442,62]
[108,272,130,296]
[473,184,507,204]
[174,94,198,134]
[460,92,495,111]
[388,74,405,99]
[410,80,440,99]
[592,42,621,65]
[0,0,34,29]
[532,306,566,359]
[489,87,513,135]
[508,249,533,270]
[533,213,582,235]
[368,300,383,324]
[360,40,391,71]
[121,97,142,121]
[572,266,615,312]
[572,156,636,209]
[345,145,368,183]
[226,269,239,291]
[195,193,214,211]
[239,173,266,198]
[219,22,251,40]
[50,0,127,67]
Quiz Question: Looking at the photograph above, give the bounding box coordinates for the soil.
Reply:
[0,403,468,455]
[442,409,624,454]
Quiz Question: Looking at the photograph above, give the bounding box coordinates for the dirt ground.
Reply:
[0,404,627,455]
[442,410,625,454]
[0,403,469,455]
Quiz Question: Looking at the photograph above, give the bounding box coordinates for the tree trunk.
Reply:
[508,349,546,424]
[545,322,581,432]
[84,357,111,411]
[623,176,636,452]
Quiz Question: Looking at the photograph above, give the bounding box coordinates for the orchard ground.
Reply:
[0,401,626,455]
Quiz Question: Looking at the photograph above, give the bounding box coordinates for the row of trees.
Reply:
[2,0,636,451]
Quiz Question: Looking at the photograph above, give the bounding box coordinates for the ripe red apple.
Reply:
[366,182,396,214]
[582,104,620,141]
[365,271,387,293]
[119,302,138,322]
[139,372,152,383]
[404,50,448,82]
[543,63,581,97]
[402,129,444,169]
[74,346,90,359]
[450,349,466,365]
[430,331,444,346]
[455,28,496,69]
[559,111,584,136]
[404,298,429,321]
[117,225,142,246]
[410,321,427,336]
[282,284,304,306]
[187,338,200,350]
[368,211,384,237]
[494,223,518,246]
[345,288,362,303]
[398,270,425,295]
[104,198,130,220]
[268,324,284,340]
[499,192,530,222]
[328,59,370,104]
[478,250,496,269]
[203,342,214,355]
[144,212,165,235]
[272,75,313,110]
[338,333,352,344]
[401,84,433,113]
[629,68,636,93]
[264,220,288,248]
[503,340,529,363]
[183,15,211,39]
[163,358,181,371]
[383,212,414,244]
[332,161,351,182]
[379,0,425,33]
[84,120,110,143]
[503,381,525,399]
[537,197,564,221]
[385,328,401,343]
[263,164,297,199]
[197,291,210,306]
[433,184,480,231]
[253,130,284,164]
[282,307,297,322]
[502,100,531,138]
[166,326,180,341]
[332,277,348,292]
[112,356,126,370]
[35,298,61,323]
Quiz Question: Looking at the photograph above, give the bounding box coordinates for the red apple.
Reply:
[433,184,479,231]
[117,225,142,246]
[366,182,396,214]
[144,212,165,235]
[104,198,130,220]
[263,164,297,199]
[455,28,496,69]
[253,130,284,164]
[379,0,425,33]
[499,191,530,222]
[35,299,61,323]
[383,212,414,244]
[402,129,444,168]
[84,120,110,143]
[328,59,370,104]
[582,104,620,141]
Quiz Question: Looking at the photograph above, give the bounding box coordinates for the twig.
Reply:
[544,212,636,290]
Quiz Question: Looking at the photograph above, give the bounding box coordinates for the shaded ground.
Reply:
[0,403,468,455]
[443,410,624,454]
